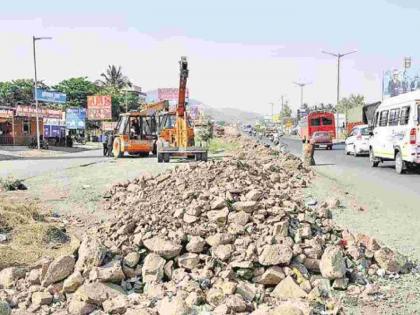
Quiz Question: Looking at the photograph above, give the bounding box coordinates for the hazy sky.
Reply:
[1,0,419,114]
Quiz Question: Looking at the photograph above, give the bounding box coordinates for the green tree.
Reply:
[280,102,292,118]
[98,86,139,120]
[98,65,131,89]
[53,77,98,108]
[336,94,364,113]
[0,79,48,106]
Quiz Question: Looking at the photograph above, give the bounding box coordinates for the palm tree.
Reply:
[99,65,131,89]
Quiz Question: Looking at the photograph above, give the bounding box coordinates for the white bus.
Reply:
[369,90,420,174]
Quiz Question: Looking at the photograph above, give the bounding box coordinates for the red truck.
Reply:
[299,111,336,148]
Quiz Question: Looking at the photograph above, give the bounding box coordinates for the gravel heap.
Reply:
[0,137,411,315]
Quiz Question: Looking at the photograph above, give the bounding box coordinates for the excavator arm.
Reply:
[177,56,189,118]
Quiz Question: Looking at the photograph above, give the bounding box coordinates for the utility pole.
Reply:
[293,82,310,108]
[280,95,286,131]
[33,35,52,150]
[322,49,357,136]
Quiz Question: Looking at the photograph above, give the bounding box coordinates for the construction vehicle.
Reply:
[112,101,169,158]
[156,56,208,163]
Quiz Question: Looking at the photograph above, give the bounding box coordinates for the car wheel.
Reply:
[395,151,405,174]
[369,148,379,167]
[353,145,359,157]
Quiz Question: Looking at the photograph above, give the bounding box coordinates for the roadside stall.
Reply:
[0,108,15,145]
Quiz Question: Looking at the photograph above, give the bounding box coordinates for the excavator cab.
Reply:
[112,101,169,158]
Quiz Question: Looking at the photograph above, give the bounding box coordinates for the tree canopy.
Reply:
[98,65,131,90]
[53,77,99,108]
[336,94,365,113]
[280,102,292,118]
[0,79,48,106]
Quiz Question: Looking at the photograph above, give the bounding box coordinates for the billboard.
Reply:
[0,109,13,119]
[15,105,63,119]
[66,108,86,129]
[35,88,67,104]
[87,95,112,120]
[146,88,190,103]
[384,68,420,98]
[101,121,117,131]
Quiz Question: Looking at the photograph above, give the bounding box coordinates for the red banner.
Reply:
[87,95,112,120]
[157,88,189,101]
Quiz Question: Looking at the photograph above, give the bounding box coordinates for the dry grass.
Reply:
[0,198,79,269]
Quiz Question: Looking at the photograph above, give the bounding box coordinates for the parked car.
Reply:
[345,124,370,156]
[311,131,333,150]
[369,90,420,174]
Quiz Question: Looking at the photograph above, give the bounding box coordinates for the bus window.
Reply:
[321,117,332,125]
[399,106,410,125]
[310,118,321,126]
[379,110,389,127]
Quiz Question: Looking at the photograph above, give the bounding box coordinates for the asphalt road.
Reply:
[277,136,420,191]
[0,149,110,179]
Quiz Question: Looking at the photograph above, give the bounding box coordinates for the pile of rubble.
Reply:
[0,137,411,315]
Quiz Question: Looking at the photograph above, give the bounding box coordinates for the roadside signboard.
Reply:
[66,108,86,129]
[87,95,112,120]
[0,109,13,119]
[35,88,67,104]
[101,121,117,131]
[15,105,63,119]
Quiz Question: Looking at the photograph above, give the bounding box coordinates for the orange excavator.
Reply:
[112,100,169,158]
[156,56,208,162]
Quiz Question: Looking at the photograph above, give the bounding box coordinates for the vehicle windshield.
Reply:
[360,127,369,136]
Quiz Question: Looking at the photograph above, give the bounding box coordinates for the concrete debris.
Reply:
[0,135,412,314]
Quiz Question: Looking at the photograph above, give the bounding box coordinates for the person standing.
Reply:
[107,132,114,157]
[102,132,108,156]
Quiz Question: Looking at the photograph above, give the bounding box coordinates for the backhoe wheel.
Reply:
[395,151,405,174]
[157,153,163,163]
[113,138,123,158]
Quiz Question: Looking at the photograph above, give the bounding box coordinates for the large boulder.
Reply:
[319,246,346,280]
[75,236,107,272]
[374,247,408,273]
[142,253,166,283]
[89,260,125,283]
[42,255,75,287]
[143,237,182,259]
[73,282,126,306]
[258,244,293,266]
[271,276,308,299]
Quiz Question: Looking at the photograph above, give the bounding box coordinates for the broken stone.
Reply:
[0,301,10,315]
[259,244,293,266]
[232,201,258,213]
[63,271,85,293]
[42,255,75,287]
[177,253,200,270]
[319,245,346,280]
[225,294,247,312]
[123,252,140,268]
[236,281,256,301]
[74,282,126,306]
[228,211,250,226]
[143,237,182,259]
[213,244,234,261]
[246,189,262,201]
[186,236,205,253]
[207,208,229,225]
[255,266,285,285]
[102,295,128,314]
[211,197,226,210]
[332,278,349,290]
[75,236,107,272]
[142,253,166,283]
[271,276,308,299]
[374,247,408,273]
[31,291,53,306]
[0,267,26,289]
[89,260,125,283]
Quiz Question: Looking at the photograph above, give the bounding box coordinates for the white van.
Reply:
[369,90,420,174]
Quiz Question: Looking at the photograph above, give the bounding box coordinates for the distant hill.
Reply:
[189,99,262,124]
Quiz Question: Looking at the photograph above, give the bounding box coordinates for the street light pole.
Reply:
[322,49,357,136]
[33,36,52,150]
[293,82,310,108]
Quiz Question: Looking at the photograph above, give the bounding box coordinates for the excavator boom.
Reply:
[177,56,189,118]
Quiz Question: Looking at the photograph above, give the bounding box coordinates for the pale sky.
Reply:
[1,0,419,114]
